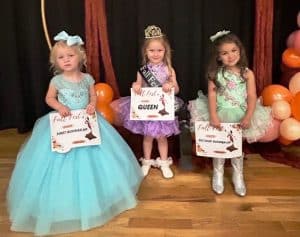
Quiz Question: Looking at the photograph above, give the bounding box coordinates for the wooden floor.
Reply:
[1,129,300,237]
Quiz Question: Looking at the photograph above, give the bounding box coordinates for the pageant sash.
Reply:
[139,65,162,87]
[138,64,183,112]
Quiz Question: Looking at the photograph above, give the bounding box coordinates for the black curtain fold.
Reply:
[106,0,254,100]
[0,0,84,132]
[1,0,51,132]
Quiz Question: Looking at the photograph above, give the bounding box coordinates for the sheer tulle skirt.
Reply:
[7,113,143,236]
[188,90,273,143]
[111,96,180,138]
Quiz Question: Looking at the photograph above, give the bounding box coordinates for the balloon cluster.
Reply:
[263,12,300,145]
[95,83,114,124]
[282,12,300,68]
[280,12,300,88]
[260,77,300,145]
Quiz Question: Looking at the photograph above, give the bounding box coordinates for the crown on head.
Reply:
[144,25,163,39]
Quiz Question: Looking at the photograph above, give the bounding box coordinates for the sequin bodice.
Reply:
[50,73,94,110]
[215,69,247,112]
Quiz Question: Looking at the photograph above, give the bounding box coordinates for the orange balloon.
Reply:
[278,136,293,146]
[261,84,293,106]
[96,103,114,124]
[95,83,114,104]
[290,92,300,121]
[282,48,300,68]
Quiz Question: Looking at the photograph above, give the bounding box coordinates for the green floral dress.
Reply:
[188,68,273,143]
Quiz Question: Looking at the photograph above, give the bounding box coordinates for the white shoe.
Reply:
[156,157,174,179]
[231,157,246,197]
[139,158,155,176]
[212,158,225,194]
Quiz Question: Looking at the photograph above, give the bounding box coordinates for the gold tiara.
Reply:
[144,25,163,39]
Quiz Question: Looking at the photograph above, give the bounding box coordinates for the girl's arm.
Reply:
[86,85,97,115]
[45,84,71,117]
[163,67,179,94]
[132,72,143,94]
[240,69,257,128]
[208,80,221,128]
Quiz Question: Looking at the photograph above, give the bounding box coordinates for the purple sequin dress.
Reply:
[111,63,180,138]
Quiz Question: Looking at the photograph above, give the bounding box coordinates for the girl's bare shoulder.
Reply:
[243,68,254,80]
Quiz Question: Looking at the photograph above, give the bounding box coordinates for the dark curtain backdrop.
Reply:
[0,0,298,132]
[105,0,254,100]
[1,0,84,132]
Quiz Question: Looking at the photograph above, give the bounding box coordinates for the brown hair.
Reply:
[207,33,248,84]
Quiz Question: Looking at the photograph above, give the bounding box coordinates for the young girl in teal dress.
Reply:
[7,31,143,236]
[188,31,273,196]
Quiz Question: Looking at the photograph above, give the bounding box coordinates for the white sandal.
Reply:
[156,157,174,179]
[139,158,155,176]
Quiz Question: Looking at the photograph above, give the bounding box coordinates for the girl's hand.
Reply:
[58,105,71,117]
[240,117,251,129]
[86,103,96,115]
[162,82,174,93]
[132,82,142,94]
[210,116,221,129]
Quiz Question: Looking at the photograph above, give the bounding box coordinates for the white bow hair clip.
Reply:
[210,30,230,42]
[54,31,84,46]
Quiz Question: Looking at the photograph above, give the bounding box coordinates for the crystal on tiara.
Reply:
[210,30,231,42]
[144,25,163,39]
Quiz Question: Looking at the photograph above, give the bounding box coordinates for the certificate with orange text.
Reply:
[49,109,101,153]
[130,87,175,120]
[195,121,242,158]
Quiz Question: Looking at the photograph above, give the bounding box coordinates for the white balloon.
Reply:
[271,100,291,120]
[279,117,300,141]
[289,72,300,95]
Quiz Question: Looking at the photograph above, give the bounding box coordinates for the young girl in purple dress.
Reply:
[112,25,180,179]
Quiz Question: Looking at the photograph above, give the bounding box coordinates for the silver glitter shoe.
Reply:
[231,156,246,197]
[212,158,225,194]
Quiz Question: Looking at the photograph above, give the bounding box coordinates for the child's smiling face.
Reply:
[218,42,240,68]
[146,39,166,65]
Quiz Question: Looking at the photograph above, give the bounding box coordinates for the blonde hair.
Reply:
[141,36,173,75]
[49,41,87,74]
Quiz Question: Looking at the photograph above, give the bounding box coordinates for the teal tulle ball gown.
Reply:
[7,73,143,236]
